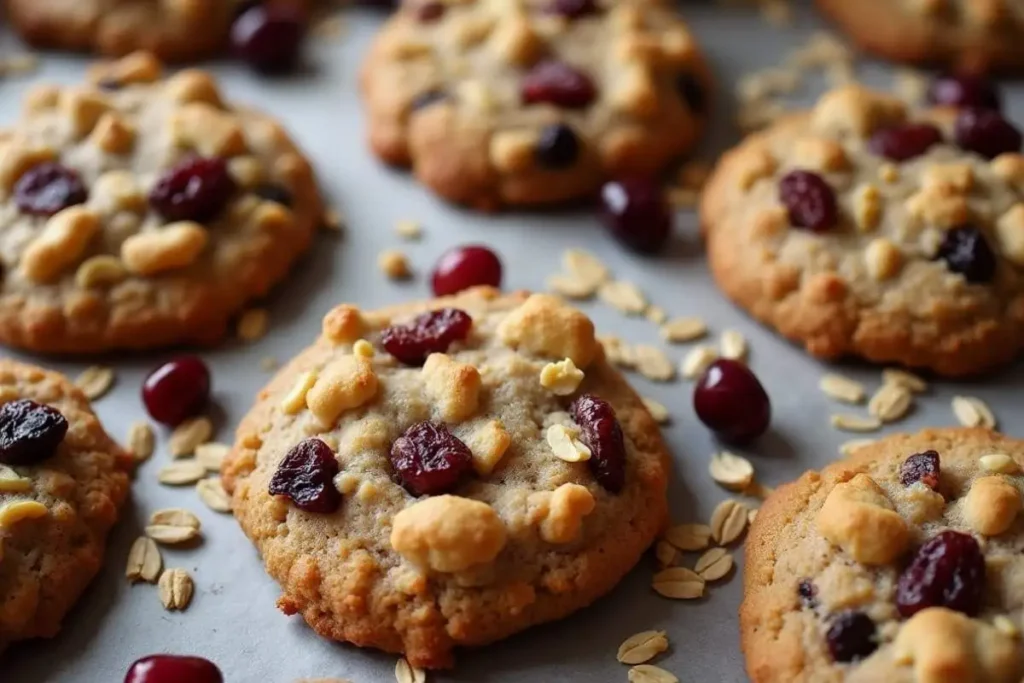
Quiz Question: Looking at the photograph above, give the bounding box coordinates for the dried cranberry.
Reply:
[231,3,307,74]
[868,123,943,162]
[693,359,771,445]
[14,162,87,217]
[599,177,673,254]
[535,123,580,169]
[390,422,473,496]
[897,530,985,618]
[928,73,1001,111]
[254,183,292,207]
[570,394,627,493]
[411,90,447,112]
[380,308,473,366]
[269,438,342,513]
[546,0,598,18]
[142,356,211,426]
[935,225,997,284]
[431,245,502,297]
[675,72,707,114]
[954,108,1023,160]
[900,450,940,490]
[149,156,236,222]
[125,655,223,683]
[0,399,68,466]
[826,611,878,663]
[798,579,818,609]
[521,61,596,109]
[778,170,838,233]
[413,1,445,21]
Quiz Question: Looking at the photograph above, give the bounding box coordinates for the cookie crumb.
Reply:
[379,249,413,280]
[394,219,422,240]
[323,208,345,232]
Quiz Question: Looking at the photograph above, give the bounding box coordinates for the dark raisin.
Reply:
[798,579,818,609]
[149,156,236,222]
[570,394,627,493]
[778,170,838,233]
[896,530,985,618]
[546,0,598,18]
[867,123,943,162]
[411,90,448,112]
[268,438,342,514]
[954,108,1023,160]
[928,73,1001,111]
[380,308,473,366]
[900,450,940,490]
[0,399,69,466]
[935,225,997,284]
[413,1,445,21]
[599,177,673,254]
[14,162,88,217]
[535,123,580,169]
[521,61,596,109]
[253,183,292,207]
[675,72,707,114]
[826,611,878,663]
[97,77,122,91]
[389,421,473,496]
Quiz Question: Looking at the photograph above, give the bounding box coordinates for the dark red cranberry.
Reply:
[141,356,211,427]
[935,225,997,284]
[928,73,1001,111]
[900,450,940,490]
[798,579,818,609]
[413,1,445,21]
[431,245,502,297]
[599,177,673,254]
[149,156,236,223]
[125,655,223,683]
[0,399,68,466]
[411,89,447,111]
[254,183,292,207]
[535,123,580,169]
[380,308,473,366]
[570,394,627,493]
[231,3,307,74]
[521,61,596,109]
[14,162,87,217]
[954,108,1023,160]
[826,611,878,663]
[897,530,985,618]
[675,72,708,114]
[694,359,771,445]
[390,422,473,496]
[867,123,943,162]
[269,438,342,513]
[779,170,838,233]
[546,0,598,18]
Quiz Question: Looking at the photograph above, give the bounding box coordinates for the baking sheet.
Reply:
[5,2,1024,681]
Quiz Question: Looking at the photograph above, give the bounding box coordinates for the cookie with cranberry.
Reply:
[0,51,322,353]
[742,427,1024,683]
[360,0,711,210]
[701,83,1024,377]
[222,287,671,669]
[0,359,132,653]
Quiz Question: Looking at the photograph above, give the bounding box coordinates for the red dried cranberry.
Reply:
[231,3,307,74]
[431,245,502,297]
[390,422,473,496]
[798,579,818,609]
[599,177,673,254]
[693,359,771,445]
[380,308,473,366]
[954,108,1023,160]
[868,123,943,162]
[935,225,997,284]
[535,123,580,169]
[269,438,342,513]
[826,611,878,663]
[0,399,68,466]
[546,0,598,18]
[125,655,223,683]
[675,72,708,114]
[14,162,87,217]
[570,394,627,493]
[254,183,292,207]
[521,61,596,109]
[900,450,940,490]
[142,356,211,426]
[928,73,1001,111]
[779,170,838,232]
[149,156,236,222]
[897,530,985,618]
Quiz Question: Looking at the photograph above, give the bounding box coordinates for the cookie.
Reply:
[741,427,1024,683]
[222,287,671,669]
[0,51,323,354]
[0,360,132,653]
[701,84,1024,377]
[360,0,711,210]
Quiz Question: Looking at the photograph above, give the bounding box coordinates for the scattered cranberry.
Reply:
[570,394,627,493]
[935,225,997,284]
[825,611,878,663]
[546,0,598,18]
[599,177,673,254]
[254,183,292,207]
[0,399,68,466]
[231,3,307,74]
[431,245,502,297]
[413,1,445,21]
[900,450,940,490]
[897,530,985,618]
[694,359,771,444]
[142,356,211,426]
[411,90,447,112]
[269,438,342,513]
[675,72,708,114]
[14,162,87,217]
[798,579,818,609]
[125,655,223,683]
[521,61,596,109]
[390,422,473,496]
[928,73,1001,111]
[380,308,473,366]
[779,170,838,233]
[149,156,236,223]
[954,108,1023,159]
[868,123,943,162]
[535,123,580,169]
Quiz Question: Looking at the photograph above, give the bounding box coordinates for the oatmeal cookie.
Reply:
[222,287,671,669]
[0,51,322,354]
[360,0,711,210]
[0,360,132,653]
[742,427,1024,683]
[701,83,1024,376]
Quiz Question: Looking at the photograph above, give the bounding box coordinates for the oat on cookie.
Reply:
[701,83,1024,377]
[222,287,671,669]
[360,0,712,210]
[0,51,323,354]
[0,360,132,653]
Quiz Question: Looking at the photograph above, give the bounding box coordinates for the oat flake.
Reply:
[145,524,200,545]
[952,396,997,429]
[819,374,866,404]
[75,365,115,400]
[710,499,749,545]
[125,536,162,584]
[237,308,269,342]
[709,451,755,491]
[720,329,748,362]
[158,568,194,611]
[598,280,647,314]
[627,665,679,683]
[617,630,669,665]
[196,442,230,471]
[695,547,734,582]
[641,397,669,424]
[868,383,913,423]
[654,540,677,567]
[660,317,708,343]
[830,414,882,433]
[169,417,214,458]
[839,438,876,457]
[663,523,711,551]
[149,508,201,529]
[882,368,928,393]
[652,567,705,600]
[197,477,233,513]
[127,421,155,462]
[158,460,206,486]
[634,345,676,382]
[394,658,426,683]
[681,344,718,379]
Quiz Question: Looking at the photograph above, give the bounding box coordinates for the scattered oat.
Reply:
[681,345,718,379]
[196,442,230,472]
[642,397,669,424]
[894,68,928,104]
[197,477,233,513]
[75,365,115,400]
[127,421,155,462]
[149,508,201,529]
[710,499,749,545]
[839,438,876,457]
[564,249,609,284]
[882,368,928,393]
[830,414,882,433]
[125,536,162,584]
[747,508,759,524]
[719,330,748,362]
[634,345,676,382]
[598,280,647,314]
[158,568,194,611]
[379,249,412,280]
[819,374,866,404]
[547,273,600,299]
[652,567,705,600]
[952,396,997,429]
[323,208,344,232]
[394,658,426,683]
[260,356,280,372]
[617,630,669,665]
[868,383,913,423]
[660,317,708,343]
[393,219,422,240]
[980,453,1020,475]
[645,306,668,325]
[695,547,733,582]
[237,308,269,342]
[599,335,636,368]
[994,615,1020,639]
[709,451,755,491]
[628,664,678,683]
[655,540,678,567]
[158,460,206,486]
[663,523,711,551]
[146,524,201,545]
[169,417,214,458]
